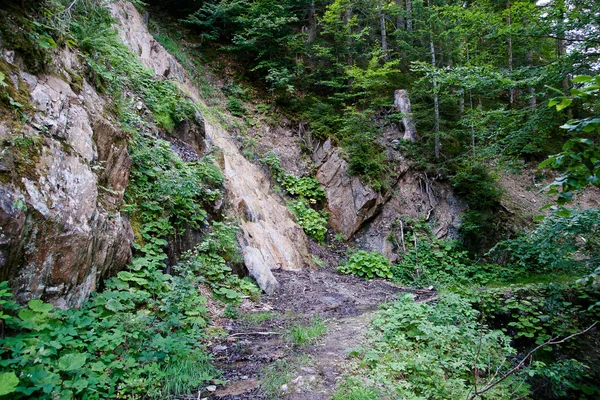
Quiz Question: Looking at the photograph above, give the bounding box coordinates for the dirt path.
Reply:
[203,243,436,400]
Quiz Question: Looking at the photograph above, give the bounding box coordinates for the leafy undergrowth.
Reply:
[335,294,525,399]
[336,212,600,399]
[0,0,261,398]
[260,152,329,242]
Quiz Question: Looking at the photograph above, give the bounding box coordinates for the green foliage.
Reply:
[0,270,218,399]
[392,235,521,288]
[125,134,224,242]
[280,174,325,204]
[468,283,600,398]
[337,109,389,192]
[490,208,600,276]
[542,75,600,204]
[260,152,328,240]
[261,152,325,203]
[226,97,246,117]
[287,316,327,346]
[69,1,197,132]
[338,250,392,280]
[332,378,379,400]
[287,199,328,242]
[336,293,525,400]
[449,162,503,248]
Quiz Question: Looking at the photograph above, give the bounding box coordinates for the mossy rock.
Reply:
[0,59,32,115]
[0,6,52,74]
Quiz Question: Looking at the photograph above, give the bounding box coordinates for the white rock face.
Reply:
[109,1,313,292]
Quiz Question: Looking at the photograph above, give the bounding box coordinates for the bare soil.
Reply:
[201,240,435,400]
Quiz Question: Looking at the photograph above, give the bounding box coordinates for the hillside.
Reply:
[0,0,599,399]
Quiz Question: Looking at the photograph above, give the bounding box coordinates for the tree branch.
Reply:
[467,322,597,400]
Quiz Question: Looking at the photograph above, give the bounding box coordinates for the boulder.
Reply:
[243,247,279,295]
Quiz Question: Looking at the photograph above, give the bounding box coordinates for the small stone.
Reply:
[280,384,288,392]
[309,376,316,382]
[214,345,227,351]
[206,385,217,392]
[241,375,249,380]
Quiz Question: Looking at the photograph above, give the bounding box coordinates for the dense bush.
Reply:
[287,199,328,242]
[338,250,393,280]
[392,237,522,288]
[334,293,525,399]
[490,208,600,276]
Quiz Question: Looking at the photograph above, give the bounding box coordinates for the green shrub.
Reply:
[0,266,218,399]
[489,208,600,276]
[287,199,328,242]
[335,293,527,400]
[280,174,325,204]
[226,97,246,117]
[338,250,392,280]
[392,236,523,288]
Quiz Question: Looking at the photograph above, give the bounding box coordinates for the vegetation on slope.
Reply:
[0,0,258,397]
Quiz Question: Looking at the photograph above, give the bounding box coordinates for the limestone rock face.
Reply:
[0,52,133,308]
[315,145,383,240]
[110,1,314,293]
[207,121,313,275]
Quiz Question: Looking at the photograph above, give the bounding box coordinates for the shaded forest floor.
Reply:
[197,241,436,400]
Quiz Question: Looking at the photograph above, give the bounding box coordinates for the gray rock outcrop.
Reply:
[314,141,383,240]
[0,51,133,308]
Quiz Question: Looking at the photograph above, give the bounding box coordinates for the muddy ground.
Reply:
[194,240,435,400]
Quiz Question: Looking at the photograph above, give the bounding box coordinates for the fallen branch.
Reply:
[228,331,282,338]
[467,322,598,400]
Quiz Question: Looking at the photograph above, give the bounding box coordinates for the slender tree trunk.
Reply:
[394,89,417,142]
[526,49,537,107]
[395,0,405,30]
[380,1,388,58]
[430,32,440,158]
[307,1,317,42]
[507,0,515,106]
[406,0,413,31]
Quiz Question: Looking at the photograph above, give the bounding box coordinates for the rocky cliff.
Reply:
[0,47,132,307]
[0,0,314,304]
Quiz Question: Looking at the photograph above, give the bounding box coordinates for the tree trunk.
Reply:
[380,1,388,57]
[430,32,440,158]
[307,1,317,42]
[406,0,413,31]
[394,89,417,142]
[507,0,515,106]
[395,0,405,30]
[526,50,537,107]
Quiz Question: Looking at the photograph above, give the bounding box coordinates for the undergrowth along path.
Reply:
[206,245,436,400]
